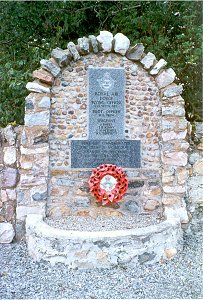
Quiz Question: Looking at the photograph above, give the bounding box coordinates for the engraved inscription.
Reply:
[88,68,125,140]
[71,140,141,168]
[97,72,115,91]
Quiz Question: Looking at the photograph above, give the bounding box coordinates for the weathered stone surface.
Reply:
[178,118,188,130]
[163,185,186,193]
[162,195,180,205]
[163,85,183,97]
[126,43,144,61]
[150,59,167,75]
[187,176,203,188]
[193,159,203,175]
[48,205,71,218]
[162,105,185,117]
[21,130,27,145]
[162,95,184,104]
[0,223,15,243]
[162,119,176,130]
[25,99,34,110]
[128,180,144,188]
[129,65,138,76]
[20,146,48,155]
[1,190,8,202]
[124,199,139,213]
[38,96,50,109]
[88,35,98,53]
[188,187,203,205]
[32,192,47,201]
[40,59,61,77]
[77,37,90,55]
[73,197,91,208]
[97,31,113,52]
[140,52,156,69]
[26,82,50,94]
[5,202,15,221]
[67,42,80,61]
[189,152,202,165]
[16,205,45,221]
[165,206,189,223]
[176,168,188,185]
[178,206,189,223]
[163,152,188,166]
[3,147,16,165]
[195,121,203,135]
[26,214,182,268]
[56,177,75,187]
[156,68,176,89]
[51,47,69,67]
[113,33,130,56]
[32,69,54,85]
[33,131,49,144]
[1,168,18,188]
[144,200,159,211]
[6,189,16,201]
[138,252,156,264]
[144,187,161,197]
[162,173,174,184]
[162,130,187,141]
[197,142,203,151]
[3,126,16,146]
[24,111,50,127]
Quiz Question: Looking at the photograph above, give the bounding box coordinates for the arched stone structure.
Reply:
[17,31,189,224]
[11,31,191,265]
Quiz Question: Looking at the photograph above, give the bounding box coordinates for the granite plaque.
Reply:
[71,140,141,168]
[88,67,125,140]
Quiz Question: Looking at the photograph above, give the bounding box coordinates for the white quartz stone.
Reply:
[140,52,156,69]
[97,31,113,52]
[114,33,130,55]
[3,147,17,165]
[150,58,167,75]
[0,223,15,243]
[156,68,176,89]
[26,82,50,93]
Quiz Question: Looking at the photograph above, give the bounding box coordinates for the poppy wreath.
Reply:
[88,164,128,205]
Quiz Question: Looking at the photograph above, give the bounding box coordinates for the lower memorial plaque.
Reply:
[71,140,141,168]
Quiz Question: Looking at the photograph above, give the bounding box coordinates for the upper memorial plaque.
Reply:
[88,67,125,140]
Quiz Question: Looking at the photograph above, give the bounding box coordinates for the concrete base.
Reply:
[26,214,183,269]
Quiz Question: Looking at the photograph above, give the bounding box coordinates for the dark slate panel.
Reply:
[88,67,125,140]
[71,140,141,168]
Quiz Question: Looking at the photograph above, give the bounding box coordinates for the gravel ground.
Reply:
[0,233,202,299]
[46,214,161,231]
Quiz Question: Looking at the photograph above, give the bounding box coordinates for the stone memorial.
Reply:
[1,31,196,269]
[71,66,140,168]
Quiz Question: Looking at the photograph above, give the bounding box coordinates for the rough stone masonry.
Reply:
[0,31,202,247]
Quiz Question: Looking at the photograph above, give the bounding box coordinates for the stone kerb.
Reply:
[26,214,182,268]
[19,30,189,225]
